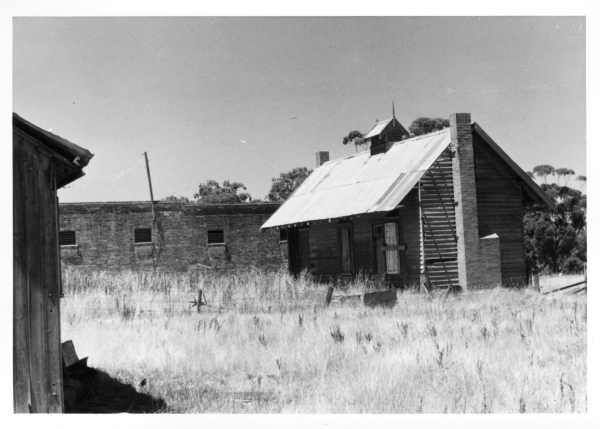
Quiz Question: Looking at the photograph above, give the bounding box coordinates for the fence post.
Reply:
[531,273,540,292]
[325,286,334,306]
[197,290,203,313]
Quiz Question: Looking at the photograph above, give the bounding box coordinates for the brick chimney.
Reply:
[450,113,480,290]
[315,151,329,167]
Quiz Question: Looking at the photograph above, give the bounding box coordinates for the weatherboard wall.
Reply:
[419,147,460,290]
[473,131,528,285]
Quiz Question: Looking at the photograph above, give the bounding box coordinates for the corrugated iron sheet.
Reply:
[261,128,452,229]
[363,118,392,139]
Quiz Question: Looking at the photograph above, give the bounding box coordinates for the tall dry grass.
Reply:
[61,267,586,413]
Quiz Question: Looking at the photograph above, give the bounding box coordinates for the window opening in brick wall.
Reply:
[207,229,225,245]
[279,229,288,242]
[59,230,76,246]
[134,228,152,244]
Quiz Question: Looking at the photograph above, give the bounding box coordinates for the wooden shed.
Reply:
[262,113,552,291]
[13,113,93,412]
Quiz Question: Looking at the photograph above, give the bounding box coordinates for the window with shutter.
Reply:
[384,222,400,274]
[59,230,76,246]
[374,222,401,275]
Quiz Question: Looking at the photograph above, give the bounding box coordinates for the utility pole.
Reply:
[143,151,155,202]
[143,151,159,270]
[143,151,156,224]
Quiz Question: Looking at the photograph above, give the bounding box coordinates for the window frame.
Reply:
[134,227,153,244]
[279,228,289,243]
[59,230,77,246]
[373,221,402,275]
[383,222,401,274]
[207,229,225,246]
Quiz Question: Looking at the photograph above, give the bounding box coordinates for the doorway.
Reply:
[289,227,310,275]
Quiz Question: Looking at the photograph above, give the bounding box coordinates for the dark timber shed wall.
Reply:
[13,128,64,412]
[473,131,527,285]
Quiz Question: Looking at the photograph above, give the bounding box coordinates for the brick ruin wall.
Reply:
[59,202,288,272]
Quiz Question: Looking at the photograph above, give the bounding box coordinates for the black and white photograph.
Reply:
[7,4,593,422]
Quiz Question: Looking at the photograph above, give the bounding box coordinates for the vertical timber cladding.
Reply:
[473,132,528,285]
[13,131,64,413]
[398,191,422,286]
[307,222,340,278]
[302,191,422,287]
[59,202,285,272]
[419,147,459,290]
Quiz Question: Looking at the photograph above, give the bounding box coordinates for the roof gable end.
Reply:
[472,122,553,208]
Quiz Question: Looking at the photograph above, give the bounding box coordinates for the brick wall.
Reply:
[59,202,286,272]
[473,234,502,289]
[451,112,481,290]
[451,113,509,290]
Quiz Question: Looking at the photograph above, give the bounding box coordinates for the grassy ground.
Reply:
[61,268,586,413]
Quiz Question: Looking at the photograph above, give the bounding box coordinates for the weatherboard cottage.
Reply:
[262,113,551,291]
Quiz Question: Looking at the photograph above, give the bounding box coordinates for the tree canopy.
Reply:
[342,130,364,146]
[162,195,191,203]
[532,164,555,183]
[408,117,450,136]
[555,168,575,177]
[524,183,586,274]
[193,180,252,204]
[267,167,312,202]
[554,168,575,185]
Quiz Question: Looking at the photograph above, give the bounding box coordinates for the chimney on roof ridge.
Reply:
[316,151,329,167]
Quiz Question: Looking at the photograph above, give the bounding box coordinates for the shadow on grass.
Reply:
[64,365,167,413]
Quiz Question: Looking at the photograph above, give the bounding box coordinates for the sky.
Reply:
[13,17,586,202]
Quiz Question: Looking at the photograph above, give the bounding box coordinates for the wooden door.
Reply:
[289,227,310,275]
[373,224,386,274]
[297,227,310,273]
[339,225,353,274]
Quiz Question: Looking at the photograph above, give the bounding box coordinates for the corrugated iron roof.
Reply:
[261,128,452,229]
[364,118,392,139]
[13,113,94,168]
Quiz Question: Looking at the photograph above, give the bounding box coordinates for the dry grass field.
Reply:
[61,268,586,413]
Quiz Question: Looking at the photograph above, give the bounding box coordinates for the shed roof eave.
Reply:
[13,112,94,168]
